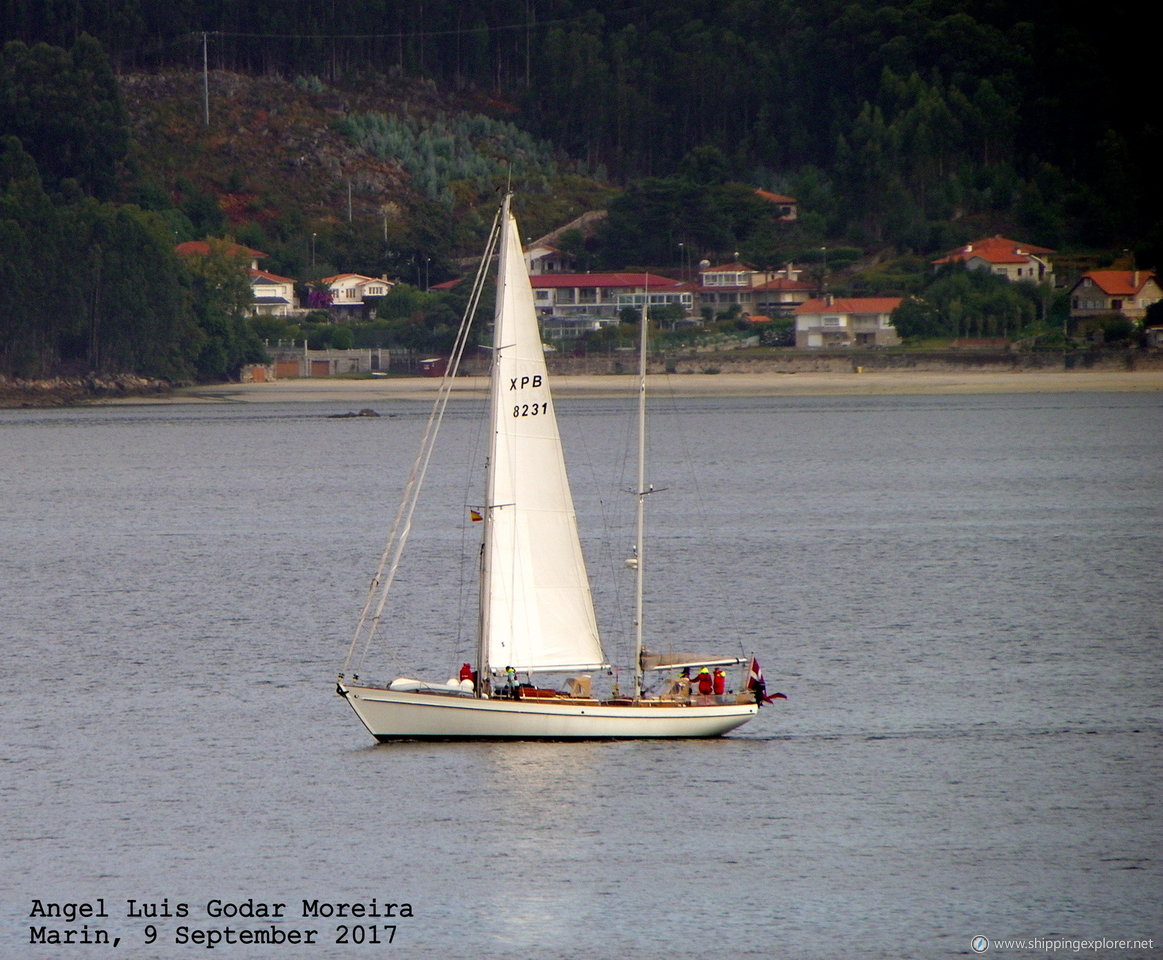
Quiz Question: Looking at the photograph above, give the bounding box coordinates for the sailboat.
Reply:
[336,193,771,739]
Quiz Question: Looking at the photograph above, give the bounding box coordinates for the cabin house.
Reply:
[794,296,903,348]
[1069,270,1161,322]
[932,236,1055,284]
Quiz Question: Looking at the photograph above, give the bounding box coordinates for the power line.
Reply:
[191,17,584,42]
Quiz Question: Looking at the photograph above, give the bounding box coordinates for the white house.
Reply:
[317,273,394,317]
[524,242,574,275]
[794,296,903,348]
[529,273,691,332]
[250,269,296,317]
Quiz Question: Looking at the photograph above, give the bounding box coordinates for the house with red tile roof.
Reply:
[754,189,798,221]
[754,274,817,316]
[177,239,293,317]
[932,236,1055,284]
[698,262,814,317]
[794,295,903,348]
[1069,270,1161,321]
[529,272,692,336]
[175,239,267,270]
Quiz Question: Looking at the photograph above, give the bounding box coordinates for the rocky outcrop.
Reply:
[0,374,173,407]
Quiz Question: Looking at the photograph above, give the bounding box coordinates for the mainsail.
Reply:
[481,198,606,674]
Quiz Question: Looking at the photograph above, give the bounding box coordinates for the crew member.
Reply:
[713,667,726,696]
[666,668,691,699]
[695,666,714,696]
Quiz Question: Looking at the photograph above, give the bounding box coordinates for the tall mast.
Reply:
[477,194,509,695]
[632,288,648,698]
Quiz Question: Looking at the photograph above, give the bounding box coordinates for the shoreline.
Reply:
[96,368,1163,405]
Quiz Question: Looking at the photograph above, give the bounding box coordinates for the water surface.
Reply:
[2,392,1160,959]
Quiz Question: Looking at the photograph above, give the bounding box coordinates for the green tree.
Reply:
[181,239,266,381]
[90,205,197,376]
[371,282,475,354]
[0,35,127,199]
[0,136,67,376]
[890,296,941,340]
[893,266,1043,340]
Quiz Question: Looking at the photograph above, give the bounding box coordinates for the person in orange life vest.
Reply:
[695,666,714,695]
[713,667,726,696]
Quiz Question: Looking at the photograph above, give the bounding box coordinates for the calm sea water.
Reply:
[2,390,1160,960]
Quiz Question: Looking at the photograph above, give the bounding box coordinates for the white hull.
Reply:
[339,683,758,740]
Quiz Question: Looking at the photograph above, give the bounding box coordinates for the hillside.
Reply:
[5,8,1159,396]
[119,70,610,278]
[123,71,457,224]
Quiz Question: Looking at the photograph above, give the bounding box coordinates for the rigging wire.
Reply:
[653,373,751,664]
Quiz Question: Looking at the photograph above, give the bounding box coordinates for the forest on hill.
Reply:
[1,0,1159,381]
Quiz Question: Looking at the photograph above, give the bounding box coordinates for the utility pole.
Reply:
[202,33,210,125]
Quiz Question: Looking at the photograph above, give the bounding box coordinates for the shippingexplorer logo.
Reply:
[971,935,1156,953]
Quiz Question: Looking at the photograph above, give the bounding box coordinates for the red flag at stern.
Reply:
[746,657,786,705]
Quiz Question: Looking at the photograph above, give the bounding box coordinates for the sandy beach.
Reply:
[101,368,1163,405]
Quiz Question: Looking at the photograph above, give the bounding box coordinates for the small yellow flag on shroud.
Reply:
[469,508,483,523]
